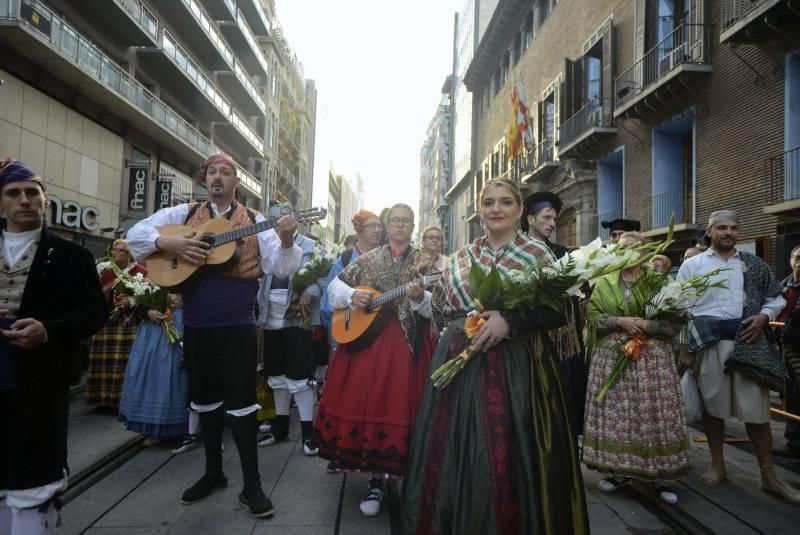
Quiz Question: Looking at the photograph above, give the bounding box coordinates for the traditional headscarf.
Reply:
[708,210,738,228]
[195,152,237,182]
[0,159,46,190]
[352,209,378,231]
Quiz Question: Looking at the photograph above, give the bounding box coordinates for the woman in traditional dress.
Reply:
[315,203,436,518]
[119,294,188,446]
[582,232,691,504]
[419,225,448,272]
[86,240,147,411]
[401,179,589,535]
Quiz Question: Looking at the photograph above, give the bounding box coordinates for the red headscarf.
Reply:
[195,152,237,182]
[352,209,378,231]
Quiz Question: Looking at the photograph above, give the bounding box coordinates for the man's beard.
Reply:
[713,239,735,252]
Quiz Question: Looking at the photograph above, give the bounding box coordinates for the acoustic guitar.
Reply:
[331,272,442,345]
[147,207,327,290]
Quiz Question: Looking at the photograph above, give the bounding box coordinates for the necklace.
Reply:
[620,275,636,297]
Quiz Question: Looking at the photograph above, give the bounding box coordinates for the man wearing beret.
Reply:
[520,191,569,260]
[0,159,107,534]
[600,218,641,245]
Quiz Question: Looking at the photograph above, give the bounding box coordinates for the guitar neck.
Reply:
[368,276,425,310]
[214,218,278,246]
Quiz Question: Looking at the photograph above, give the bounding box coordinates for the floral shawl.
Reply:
[432,232,547,327]
[338,244,423,349]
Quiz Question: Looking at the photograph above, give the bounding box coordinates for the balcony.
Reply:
[219,8,269,77]
[466,201,479,222]
[614,24,713,121]
[642,187,697,237]
[558,98,618,159]
[218,108,264,156]
[236,163,262,198]
[720,0,798,44]
[201,0,237,20]
[0,0,220,164]
[764,146,800,215]
[70,0,158,46]
[217,57,266,115]
[237,0,270,36]
[138,30,231,123]
[150,0,234,70]
[523,138,560,183]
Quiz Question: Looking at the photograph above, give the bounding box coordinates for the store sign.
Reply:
[48,195,99,231]
[154,177,173,210]
[128,166,148,214]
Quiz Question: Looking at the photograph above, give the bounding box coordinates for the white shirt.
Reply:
[2,227,41,268]
[677,248,786,321]
[125,202,302,278]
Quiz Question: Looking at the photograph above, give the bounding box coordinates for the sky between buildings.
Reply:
[275,0,460,217]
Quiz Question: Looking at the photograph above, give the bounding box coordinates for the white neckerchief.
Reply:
[2,227,42,268]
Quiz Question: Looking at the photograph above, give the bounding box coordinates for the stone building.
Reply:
[463,0,799,273]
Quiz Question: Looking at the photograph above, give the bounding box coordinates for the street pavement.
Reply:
[62,399,800,534]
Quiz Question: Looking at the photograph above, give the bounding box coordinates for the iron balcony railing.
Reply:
[534,137,556,168]
[181,0,234,68]
[162,30,231,118]
[721,0,776,33]
[767,146,800,205]
[236,163,262,196]
[649,187,688,229]
[559,98,613,152]
[615,23,711,111]
[0,0,220,159]
[116,0,157,40]
[596,207,622,241]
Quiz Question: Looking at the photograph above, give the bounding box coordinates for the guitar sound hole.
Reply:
[200,235,216,248]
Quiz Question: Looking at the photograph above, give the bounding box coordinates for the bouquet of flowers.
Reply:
[288,247,335,330]
[103,261,181,344]
[594,267,728,403]
[431,224,679,389]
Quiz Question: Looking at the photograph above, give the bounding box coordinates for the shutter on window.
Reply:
[602,20,614,124]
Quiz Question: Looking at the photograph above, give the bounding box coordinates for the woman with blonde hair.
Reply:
[401,178,588,534]
[418,225,447,272]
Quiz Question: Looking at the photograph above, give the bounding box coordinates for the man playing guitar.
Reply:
[127,153,302,519]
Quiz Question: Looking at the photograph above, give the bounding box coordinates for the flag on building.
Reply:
[507,86,522,160]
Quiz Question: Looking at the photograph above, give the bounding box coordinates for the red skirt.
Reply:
[314,318,434,477]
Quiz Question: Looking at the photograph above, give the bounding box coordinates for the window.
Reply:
[512,34,522,66]
[523,11,534,50]
[493,67,502,97]
[585,41,602,102]
[500,52,510,86]
[651,113,694,228]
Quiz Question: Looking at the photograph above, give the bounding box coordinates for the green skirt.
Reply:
[400,318,589,535]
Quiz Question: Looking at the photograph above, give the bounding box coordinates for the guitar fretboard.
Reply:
[214,218,279,245]
[367,275,438,311]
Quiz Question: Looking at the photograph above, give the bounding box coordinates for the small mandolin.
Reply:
[331,272,441,345]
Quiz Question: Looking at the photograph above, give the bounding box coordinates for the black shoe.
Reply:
[326,461,337,474]
[180,474,228,504]
[239,486,274,518]
[258,432,289,447]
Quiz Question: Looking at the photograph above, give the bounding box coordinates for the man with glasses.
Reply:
[316,203,435,517]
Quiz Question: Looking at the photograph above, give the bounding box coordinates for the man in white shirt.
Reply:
[678,210,800,504]
[127,153,302,518]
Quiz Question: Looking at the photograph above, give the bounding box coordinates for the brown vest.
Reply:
[185,201,261,280]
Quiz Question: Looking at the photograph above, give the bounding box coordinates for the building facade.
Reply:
[322,167,358,254]
[419,87,451,236]
[464,0,799,273]
[444,0,499,254]
[0,0,316,256]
